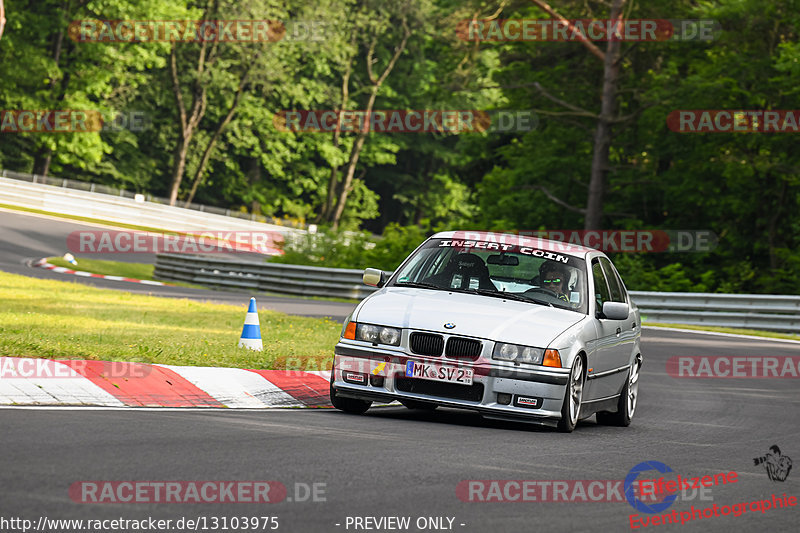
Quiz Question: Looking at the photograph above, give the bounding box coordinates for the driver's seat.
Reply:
[426,253,497,291]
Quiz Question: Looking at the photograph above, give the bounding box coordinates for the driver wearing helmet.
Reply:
[539,262,570,303]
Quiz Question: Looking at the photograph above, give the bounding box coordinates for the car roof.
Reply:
[430,230,596,259]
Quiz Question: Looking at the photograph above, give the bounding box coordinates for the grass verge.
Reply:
[0,270,341,370]
[47,256,155,280]
[45,256,207,290]
[643,321,800,341]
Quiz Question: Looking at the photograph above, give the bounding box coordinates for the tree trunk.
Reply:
[170,135,192,205]
[319,34,357,223]
[183,57,256,206]
[248,157,261,214]
[583,0,625,230]
[32,148,52,177]
[166,5,215,205]
[329,21,410,229]
[330,86,379,229]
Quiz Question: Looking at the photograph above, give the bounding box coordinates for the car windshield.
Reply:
[390,237,588,314]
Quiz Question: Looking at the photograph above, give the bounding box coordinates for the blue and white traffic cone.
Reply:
[63,253,78,266]
[238,297,263,351]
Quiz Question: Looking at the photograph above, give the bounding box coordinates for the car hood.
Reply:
[356,287,585,347]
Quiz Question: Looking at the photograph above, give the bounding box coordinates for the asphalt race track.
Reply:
[0,209,356,319]
[1,209,799,532]
[2,329,799,532]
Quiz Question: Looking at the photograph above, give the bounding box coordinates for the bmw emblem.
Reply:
[444,323,456,329]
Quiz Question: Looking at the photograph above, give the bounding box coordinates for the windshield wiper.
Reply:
[467,289,531,303]
[394,281,446,291]
[514,293,554,307]
[394,283,554,307]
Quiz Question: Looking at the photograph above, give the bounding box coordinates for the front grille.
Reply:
[445,337,482,360]
[410,332,444,356]
[395,378,484,402]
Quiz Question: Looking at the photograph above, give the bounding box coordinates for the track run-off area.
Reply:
[1,209,798,533]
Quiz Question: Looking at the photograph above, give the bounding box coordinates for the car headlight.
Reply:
[353,323,401,346]
[492,342,544,365]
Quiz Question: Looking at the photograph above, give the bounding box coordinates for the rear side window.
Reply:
[592,260,611,309]
[599,257,626,303]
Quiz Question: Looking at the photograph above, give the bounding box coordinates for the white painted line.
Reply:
[643,325,800,344]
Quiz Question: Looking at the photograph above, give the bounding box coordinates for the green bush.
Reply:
[269,222,435,272]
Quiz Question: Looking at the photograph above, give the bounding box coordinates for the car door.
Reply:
[585,257,630,399]
[599,256,638,370]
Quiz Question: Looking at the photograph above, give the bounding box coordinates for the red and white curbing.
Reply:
[0,357,332,408]
[33,258,166,286]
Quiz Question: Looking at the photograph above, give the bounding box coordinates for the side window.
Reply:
[592,259,611,310]
[600,257,625,303]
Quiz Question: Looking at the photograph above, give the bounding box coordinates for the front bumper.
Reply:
[332,343,571,425]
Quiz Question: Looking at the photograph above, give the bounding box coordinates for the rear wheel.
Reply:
[329,380,372,415]
[597,357,640,427]
[557,356,584,433]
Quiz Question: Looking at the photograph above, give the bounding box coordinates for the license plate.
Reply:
[405,360,473,385]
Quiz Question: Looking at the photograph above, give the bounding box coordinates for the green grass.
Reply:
[0,270,341,370]
[48,256,155,280]
[643,321,800,341]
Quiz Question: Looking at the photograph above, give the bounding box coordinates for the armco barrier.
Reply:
[154,255,800,332]
[0,170,303,233]
[629,291,800,332]
[154,253,375,300]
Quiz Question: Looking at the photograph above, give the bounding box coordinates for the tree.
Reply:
[317,0,417,230]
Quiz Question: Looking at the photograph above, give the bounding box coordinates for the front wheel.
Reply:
[557,356,584,433]
[597,357,640,427]
[329,381,372,415]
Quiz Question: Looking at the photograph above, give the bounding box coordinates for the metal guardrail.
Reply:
[154,253,376,300]
[154,254,800,332]
[0,168,305,229]
[629,291,800,333]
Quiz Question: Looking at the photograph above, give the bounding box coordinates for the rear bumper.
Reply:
[332,343,571,424]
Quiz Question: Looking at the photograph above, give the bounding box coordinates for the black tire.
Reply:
[401,399,438,411]
[329,381,372,415]
[557,356,585,433]
[596,357,640,427]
